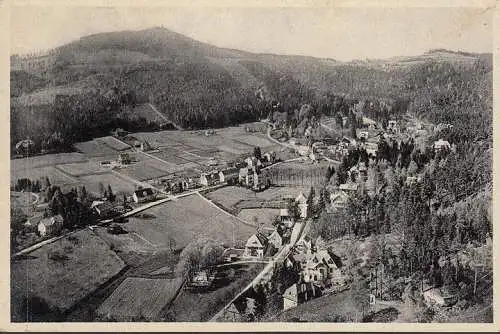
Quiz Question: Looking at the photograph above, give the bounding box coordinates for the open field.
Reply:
[96,277,183,321]
[78,172,138,194]
[11,152,87,170]
[123,194,256,249]
[205,186,255,209]
[11,229,125,321]
[237,208,280,227]
[74,139,121,158]
[56,160,104,176]
[206,185,311,210]
[11,165,77,186]
[97,136,130,151]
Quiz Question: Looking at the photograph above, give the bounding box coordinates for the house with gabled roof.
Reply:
[132,188,155,203]
[219,167,239,185]
[200,172,219,187]
[243,233,268,258]
[38,214,64,237]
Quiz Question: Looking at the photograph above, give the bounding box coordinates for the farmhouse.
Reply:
[295,192,308,219]
[132,188,155,203]
[243,233,268,258]
[37,214,64,237]
[219,167,239,184]
[200,172,219,187]
[282,282,321,311]
[434,139,451,153]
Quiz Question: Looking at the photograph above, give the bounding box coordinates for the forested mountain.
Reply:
[10,27,492,156]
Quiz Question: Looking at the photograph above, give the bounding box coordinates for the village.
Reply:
[11,101,461,323]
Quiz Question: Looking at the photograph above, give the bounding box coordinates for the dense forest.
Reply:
[308,53,492,308]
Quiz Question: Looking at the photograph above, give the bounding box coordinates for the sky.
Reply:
[10,6,493,61]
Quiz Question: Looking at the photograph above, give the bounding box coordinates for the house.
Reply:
[99,160,117,169]
[252,172,268,191]
[423,285,458,307]
[263,151,277,163]
[295,192,308,219]
[224,248,244,263]
[37,214,64,237]
[329,190,350,211]
[239,168,257,188]
[245,156,262,170]
[243,233,268,258]
[406,176,421,186]
[267,230,283,249]
[339,182,359,194]
[296,145,311,157]
[219,167,240,185]
[132,188,155,203]
[188,270,215,288]
[387,120,398,132]
[280,208,294,228]
[283,282,322,311]
[362,116,377,127]
[90,200,118,218]
[295,238,313,254]
[434,139,451,153]
[200,172,219,187]
[359,131,369,140]
[302,250,343,286]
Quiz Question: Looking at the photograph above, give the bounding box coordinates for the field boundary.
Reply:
[196,191,256,229]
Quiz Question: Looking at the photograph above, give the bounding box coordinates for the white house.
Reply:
[200,172,219,187]
[433,139,451,153]
[283,282,321,311]
[329,190,350,211]
[219,167,239,184]
[295,192,308,219]
[243,233,268,258]
[38,214,64,237]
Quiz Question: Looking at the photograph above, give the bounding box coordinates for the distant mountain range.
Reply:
[11,26,491,104]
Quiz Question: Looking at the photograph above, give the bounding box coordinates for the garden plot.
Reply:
[10,230,125,321]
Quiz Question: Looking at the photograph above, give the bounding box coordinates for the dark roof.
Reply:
[134,188,154,197]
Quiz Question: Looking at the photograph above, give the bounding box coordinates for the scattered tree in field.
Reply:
[175,238,224,280]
